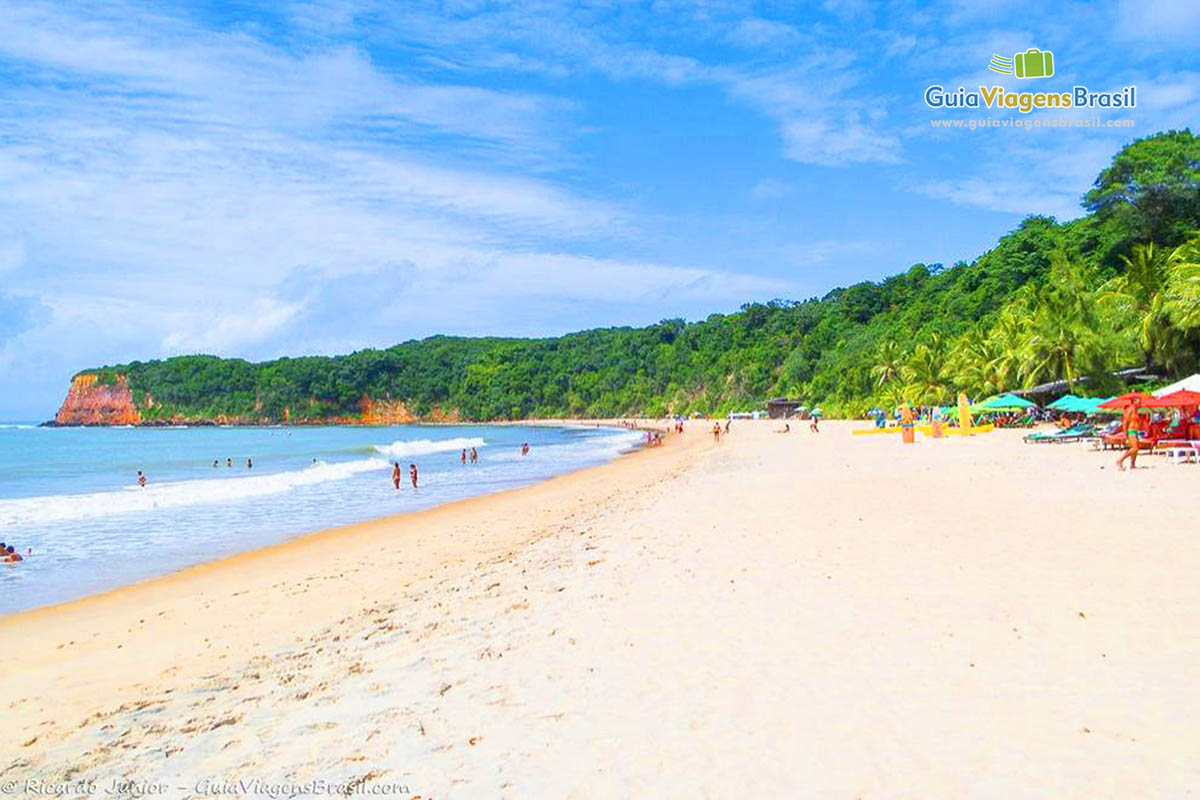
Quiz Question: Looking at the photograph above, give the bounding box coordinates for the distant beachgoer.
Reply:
[1117,397,1143,471]
[470,447,478,464]
[137,470,147,487]
[392,462,401,490]
[777,424,790,433]
[227,458,233,468]
[712,423,720,442]
[247,457,253,469]
[521,443,530,457]
[409,463,418,488]
[724,420,731,434]
[5,545,21,563]
[213,459,219,468]
[810,416,820,433]
[461,448,467,464]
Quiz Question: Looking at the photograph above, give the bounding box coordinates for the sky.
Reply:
[0,0,1198,418]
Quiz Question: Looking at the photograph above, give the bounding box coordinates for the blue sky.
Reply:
[1,0,1198,418]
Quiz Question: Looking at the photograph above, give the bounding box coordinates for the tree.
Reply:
[1084,129,1200,247]
[871,339,906,389]
[1098,242,1190,373]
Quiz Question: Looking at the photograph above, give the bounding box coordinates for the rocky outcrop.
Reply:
[51,377,455,426]
[350,395,417,425]
[54,373,142,426]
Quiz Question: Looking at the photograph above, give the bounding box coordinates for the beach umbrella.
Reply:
[1152,374,1200,397]
[973,393,1038,412]
[1097,391,1154,410]
[1143,389,1200,408]
[1046,394,1080,411]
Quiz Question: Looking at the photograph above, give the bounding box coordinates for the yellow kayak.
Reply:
[853,424,995,436]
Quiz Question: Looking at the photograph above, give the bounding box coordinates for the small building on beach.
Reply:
[766,398,806,419]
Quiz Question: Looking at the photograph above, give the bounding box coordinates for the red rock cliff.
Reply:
[55,373,142,426]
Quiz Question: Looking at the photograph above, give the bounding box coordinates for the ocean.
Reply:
[0,423,643,614]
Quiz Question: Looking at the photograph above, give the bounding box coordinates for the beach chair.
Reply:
[1159,441,1199,464]
[1023,424,1092,444]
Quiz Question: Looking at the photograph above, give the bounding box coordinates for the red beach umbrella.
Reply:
[1143,389,1200,408]
[1097,391,1154,410]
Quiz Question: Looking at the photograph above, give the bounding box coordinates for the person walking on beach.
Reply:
[1117,397,1144,471]
[392,462,402,490]
[712,422,720,442]
[810,416,820,433]
[137,470,147,487]
[409,463,418,488]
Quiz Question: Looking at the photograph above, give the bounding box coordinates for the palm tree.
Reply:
[1166,236,1200,332]
[902,332,949,405]
[1098,242,1187,372]
[871,339,906,389]
[1023,262,1105,391]
[986,310,1028,393]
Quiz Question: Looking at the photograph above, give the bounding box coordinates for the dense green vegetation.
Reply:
[81,131,1200,422]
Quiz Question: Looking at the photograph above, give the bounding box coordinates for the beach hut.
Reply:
[766,398,805,419]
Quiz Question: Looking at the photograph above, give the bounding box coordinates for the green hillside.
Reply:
[79,130,1200,422]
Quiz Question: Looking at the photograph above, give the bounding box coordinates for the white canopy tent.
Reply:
[1153,374,1200,396]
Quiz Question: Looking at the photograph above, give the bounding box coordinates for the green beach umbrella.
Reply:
[973,393,1038,412]
[1047,394,1080,411]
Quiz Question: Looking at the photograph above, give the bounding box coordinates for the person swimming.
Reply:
[409,463,418,488]
[6,545,23,562]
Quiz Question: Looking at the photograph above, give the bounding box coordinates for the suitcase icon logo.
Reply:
[988,48,1054,79]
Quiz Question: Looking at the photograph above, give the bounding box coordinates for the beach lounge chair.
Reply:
[1161,442,1199,464]
[1023,424,1093,444]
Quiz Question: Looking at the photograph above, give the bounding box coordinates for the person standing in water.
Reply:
[137,470,147,487]
[227,458,233,468]
[470,447,478,464]
[213,459,219,468]
[246,457,252,469]
[392,462,402,490]
[521,443,530,457]
[461,448,467,464]
[409,463,418,488]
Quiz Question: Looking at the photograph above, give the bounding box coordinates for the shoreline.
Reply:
[1,419,654,616]
[0,417,698,755]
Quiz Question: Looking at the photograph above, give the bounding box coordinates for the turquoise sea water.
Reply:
[0,423,641,614]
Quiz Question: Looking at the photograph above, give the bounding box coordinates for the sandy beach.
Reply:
[3,420,1199,798]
